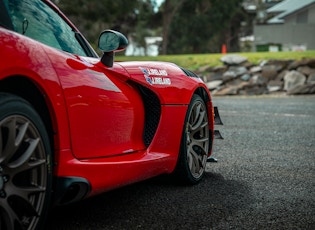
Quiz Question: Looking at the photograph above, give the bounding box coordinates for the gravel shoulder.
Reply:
[47,95,315,230]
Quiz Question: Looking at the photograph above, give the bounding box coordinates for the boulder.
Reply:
[212,65,228,72]
[297,66,315,76]
[220,55,248,65]
[222,70,237,82]
[239,84,268,95]
[306,59,315,68]
[276,70,289,81]
[261,65,279,81]
[206,80,223,90]
[226,78,244,87]
[250,66,262,73]
[288,58,315,70]
[262,59,292,70]
[214,82,249,96]
[267,80,283,92]
[287,83,315,95]
[222,66,248,82]
[284,70,306,91]
[307,73,315,83]
[249,74,267,85]
[203,72,223,82]
[241,74,251,81]
[214,86,239,96]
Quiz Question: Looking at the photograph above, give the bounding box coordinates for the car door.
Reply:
[51,54,146,159]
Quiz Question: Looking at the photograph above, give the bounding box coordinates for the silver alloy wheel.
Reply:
[186,99,209,179]
[0,115,48,229]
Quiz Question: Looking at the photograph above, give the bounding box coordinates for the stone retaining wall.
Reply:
[197,55,315,96]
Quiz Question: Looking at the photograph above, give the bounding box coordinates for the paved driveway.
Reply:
[47,95,315,230]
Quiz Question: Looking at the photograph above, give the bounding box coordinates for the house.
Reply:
[254,0,315,51]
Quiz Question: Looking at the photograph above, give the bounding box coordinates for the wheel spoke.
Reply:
[8,138,40,169]
[0,117,18,164]
[188,147,201,173]
[15,122,29,149]
[190,110,205,131]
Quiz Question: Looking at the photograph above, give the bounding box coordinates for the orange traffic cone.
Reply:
[221,44,227,54]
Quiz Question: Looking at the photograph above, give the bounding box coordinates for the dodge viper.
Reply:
[0,0,223,229]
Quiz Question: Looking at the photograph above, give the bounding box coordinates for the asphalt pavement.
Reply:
[47,95,315,230]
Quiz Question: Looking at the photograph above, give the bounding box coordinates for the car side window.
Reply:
[4,0,87,56]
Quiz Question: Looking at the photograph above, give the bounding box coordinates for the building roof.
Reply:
[267,0,315,24]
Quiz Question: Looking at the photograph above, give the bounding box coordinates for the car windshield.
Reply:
[3,0,88,56]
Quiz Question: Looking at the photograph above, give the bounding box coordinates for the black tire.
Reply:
[173,94,209,184]
[0,93,53,230]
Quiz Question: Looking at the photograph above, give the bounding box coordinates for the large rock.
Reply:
[214,86,239,96]
[283,70,306,91]
[307,73,315,83]
[261,65,279,81]
[214,82,249,96]
[297,66,315,76]
[206,80,223,90]
[239,84,268,95]
[287,83,315,95]
[249,74,267,85]
[267,80,283,92]
[276,70,289,81]
[222,66,247,82]
[250,66,262,73]
[288,58,315,70]
[220,55,248,65]
[203,71,224,82]
[262,59,292,70]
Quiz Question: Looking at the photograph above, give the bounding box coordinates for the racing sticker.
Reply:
[139,67,171,85]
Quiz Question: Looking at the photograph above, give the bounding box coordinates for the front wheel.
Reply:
[0,93,53,230]
[173,94,210,184]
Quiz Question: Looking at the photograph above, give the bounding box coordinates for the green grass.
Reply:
[116,51,315,71]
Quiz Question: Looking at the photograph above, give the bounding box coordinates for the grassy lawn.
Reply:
[116,50,315,71]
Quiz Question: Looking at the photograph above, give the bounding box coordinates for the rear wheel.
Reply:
[173,94,209,184]
[0,93,52,230]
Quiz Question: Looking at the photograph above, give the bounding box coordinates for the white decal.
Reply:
[151,77,171,85]
[147,68,168,76]
[139,67,171,85]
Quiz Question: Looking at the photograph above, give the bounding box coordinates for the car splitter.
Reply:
[207,106,223,163]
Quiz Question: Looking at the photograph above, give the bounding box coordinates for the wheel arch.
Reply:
[193,86,214,155]
[0,76,55,149]
[194,86,211,104]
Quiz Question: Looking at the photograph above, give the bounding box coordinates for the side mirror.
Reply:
[98,30,128,67]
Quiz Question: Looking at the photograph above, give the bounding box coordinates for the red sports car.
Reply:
[0,0,222,229]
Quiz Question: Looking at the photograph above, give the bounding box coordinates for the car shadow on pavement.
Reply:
[47,171,252,229]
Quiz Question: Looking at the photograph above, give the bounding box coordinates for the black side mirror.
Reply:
[98,30,128,67]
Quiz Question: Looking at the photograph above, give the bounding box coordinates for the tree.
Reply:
[55,0,156,50]
[160,0,186,54]
[165,0,244,54]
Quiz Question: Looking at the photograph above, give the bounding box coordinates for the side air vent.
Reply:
[180,67,200,78]
[137,85,161,147]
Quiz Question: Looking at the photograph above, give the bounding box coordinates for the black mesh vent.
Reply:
[137,85,161,147]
